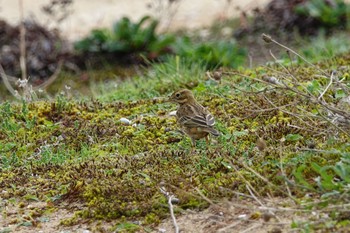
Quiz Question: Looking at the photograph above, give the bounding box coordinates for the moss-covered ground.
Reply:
[0,50,349,232]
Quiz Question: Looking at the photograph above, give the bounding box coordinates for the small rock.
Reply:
[169,111,177,116]
[120,117,132,125]
[262,211,274,222]
[237,214,247,219]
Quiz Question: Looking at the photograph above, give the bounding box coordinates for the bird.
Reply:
[169,89,220,147]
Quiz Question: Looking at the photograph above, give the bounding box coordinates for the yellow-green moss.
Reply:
[0,53,349,230]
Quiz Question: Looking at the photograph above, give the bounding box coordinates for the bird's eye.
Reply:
[175,93,180,98]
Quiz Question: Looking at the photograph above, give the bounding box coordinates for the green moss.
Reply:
[60,214,80,226]
[0,52,349,231]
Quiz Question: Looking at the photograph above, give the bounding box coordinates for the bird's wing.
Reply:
[205,112,215,126]
[179,112,215,128]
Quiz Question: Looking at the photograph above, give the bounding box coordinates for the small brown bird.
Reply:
[169,89,220,146]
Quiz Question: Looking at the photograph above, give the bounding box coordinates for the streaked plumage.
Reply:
[169,89,220,146]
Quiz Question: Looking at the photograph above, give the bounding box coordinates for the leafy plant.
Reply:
[74,16,246,68]
[292,148,350,230]
[74,16,175,60]
[295,0,349,28]
[300,32,350,61]
[173,36,246,69]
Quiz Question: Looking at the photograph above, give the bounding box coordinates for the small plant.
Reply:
[295,0,349,28]
[237,0,350,36]
[74,16,175,61]
[294,147,350,195]
[292,148,350,230]
[173,37,246,69]
[299,32,350,62]
[74,16,246,68]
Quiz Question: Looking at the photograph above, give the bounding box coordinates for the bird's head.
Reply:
[169,89,195,105]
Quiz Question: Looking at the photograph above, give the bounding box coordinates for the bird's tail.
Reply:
[206,128,220,137]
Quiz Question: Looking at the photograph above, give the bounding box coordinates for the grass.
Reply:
[278,31,350,65]
[300,31,350,61]
[1,31,350,232]
[92,56,208,101]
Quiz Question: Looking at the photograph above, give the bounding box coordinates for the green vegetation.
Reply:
[93,56,206,101]
[1,2,350,232]
[173,37,246,69]
[1,46,349,231]
[74,16,175,60]
[74,16,247,68]
[295,0,350,28]
[299,32,350,61]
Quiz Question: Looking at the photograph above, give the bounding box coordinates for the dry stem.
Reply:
[19,0,27,81]
[160,187,179,233]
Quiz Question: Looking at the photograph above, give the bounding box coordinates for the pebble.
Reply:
[169,111,177,116]
[120,117,132,125]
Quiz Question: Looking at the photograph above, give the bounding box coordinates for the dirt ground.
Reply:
[156,197,297,233]
[0,0,270,41]
[1,196,303,233]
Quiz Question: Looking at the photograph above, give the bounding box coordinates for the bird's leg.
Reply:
[205,135,212,146]
[190,138,196,153]
[191,138,196,147]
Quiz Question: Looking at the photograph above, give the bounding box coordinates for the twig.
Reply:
[227,81,275,95]
[0,64,20,99]
[18,0,27,81]
[298,148,339,153]
[159,187,179,233]
[318,70,335,100]
[248,52,253,69]
[34,59,64,90]
[240,162,297,204]
[231,165,264,205]
[270,50,312,98]
[262,95,306,122]
[286,50,295,72]
[315,107,350,136]
[240,223,263,233]
[262,34,328,76]
[246,99,296,112]
[245,184,264,207]
[269,49,313,96]
[269,49,291,76]
[230,190,261,199]
[194,188,216,206]
[279,141,293,201]
[217,221,243,233]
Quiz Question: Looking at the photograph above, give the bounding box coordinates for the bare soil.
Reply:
[1,196,305,233]
[155,197,302,233]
